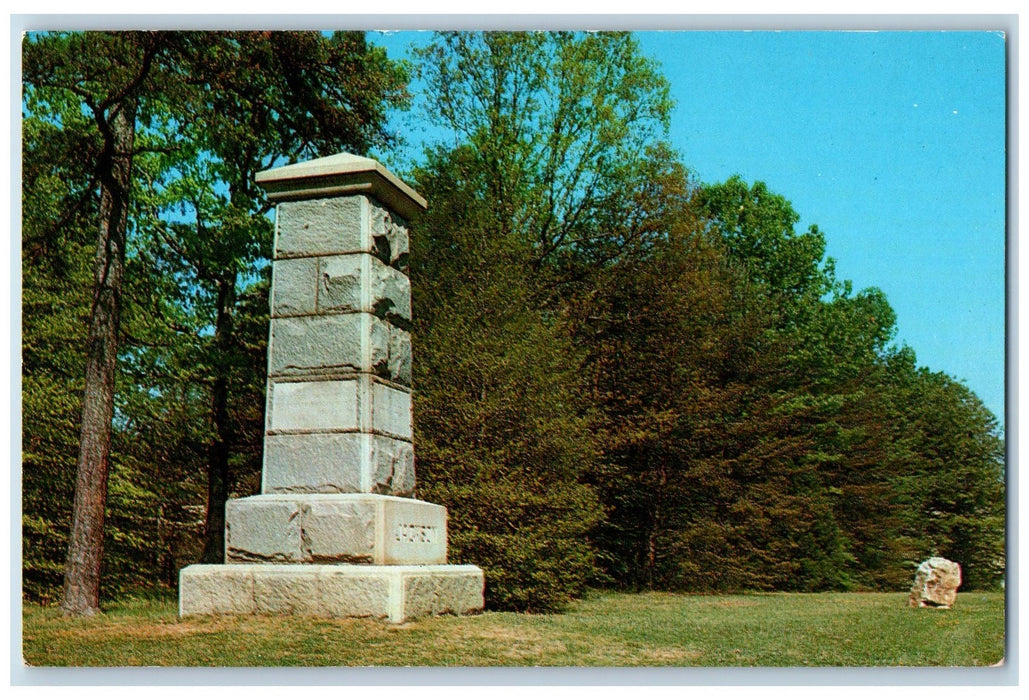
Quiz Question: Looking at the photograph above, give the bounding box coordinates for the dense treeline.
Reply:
[22,30,1005,612]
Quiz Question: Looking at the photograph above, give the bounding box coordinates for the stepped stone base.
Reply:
[226,493,446,565]
[179,563,484,623]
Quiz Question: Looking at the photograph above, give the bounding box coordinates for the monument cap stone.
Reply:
[256,152,427,219]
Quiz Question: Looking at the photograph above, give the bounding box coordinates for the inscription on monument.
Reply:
[394,523,438,544]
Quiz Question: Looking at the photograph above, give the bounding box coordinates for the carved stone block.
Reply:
[267,376,412,439]
[275,196,366,258]
[270,256,319,316]
[317,254,411,321]
[180,154,483,624]
[263,433,414,496]
[268,314,411,386]
[180,563,484,622]
[224,494,446,565]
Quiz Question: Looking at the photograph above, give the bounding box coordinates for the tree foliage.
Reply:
[579,168,1005,592]
[21,30,408,604]
[411,147,601,612]
[415,31,673,278]
[131,30,409,562]
[890,367,1006,589]
[407,32,685,610]
[694,176,832,307]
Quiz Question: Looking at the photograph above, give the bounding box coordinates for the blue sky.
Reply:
[369,30,1007,428]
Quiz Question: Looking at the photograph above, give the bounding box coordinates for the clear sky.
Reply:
[369,30,1008,428]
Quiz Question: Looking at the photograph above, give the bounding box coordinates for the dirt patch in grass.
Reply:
[698,599,761,608]
[103,619,238,638]
[471,624,569,660]
[639,647,704,664]
[590,643,704,666]
[473,624,542,643]
[40,616,241,643]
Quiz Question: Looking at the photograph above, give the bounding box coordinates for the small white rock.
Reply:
[908,557,962,608]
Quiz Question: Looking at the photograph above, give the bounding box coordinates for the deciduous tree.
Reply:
[135,31,409,562]
[25,31,170,615]
[409,31,675,609]
[22,31,408,608]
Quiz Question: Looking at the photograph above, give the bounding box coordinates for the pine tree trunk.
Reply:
[201,274,236,563]
[61,99,137,616]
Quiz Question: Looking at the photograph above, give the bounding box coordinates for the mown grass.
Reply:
[21,590,1005,667]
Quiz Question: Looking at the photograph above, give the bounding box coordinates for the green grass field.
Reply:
[21,590,1005,667]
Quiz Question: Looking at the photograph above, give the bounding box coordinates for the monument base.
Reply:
[179,563,484,623]
[226,493,448,566]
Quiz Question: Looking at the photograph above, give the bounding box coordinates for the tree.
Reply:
[650,177,861,591]
[414,31,673,286]
[22,41,186,602]
[580,170,995,594]
[411,146,602,611]
[408,31,675,609]
[892,367,1005,589]
[21,105,94,600]
[22,31,409,608]
[134,31,409,562]
[693,176,833,313]
[24,31,172,615]
[575,168,853,592]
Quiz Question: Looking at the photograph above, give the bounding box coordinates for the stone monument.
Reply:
[179,153,485,622]
[907,557,962,609]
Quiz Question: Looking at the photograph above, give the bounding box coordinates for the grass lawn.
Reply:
[21,590,1005,667]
